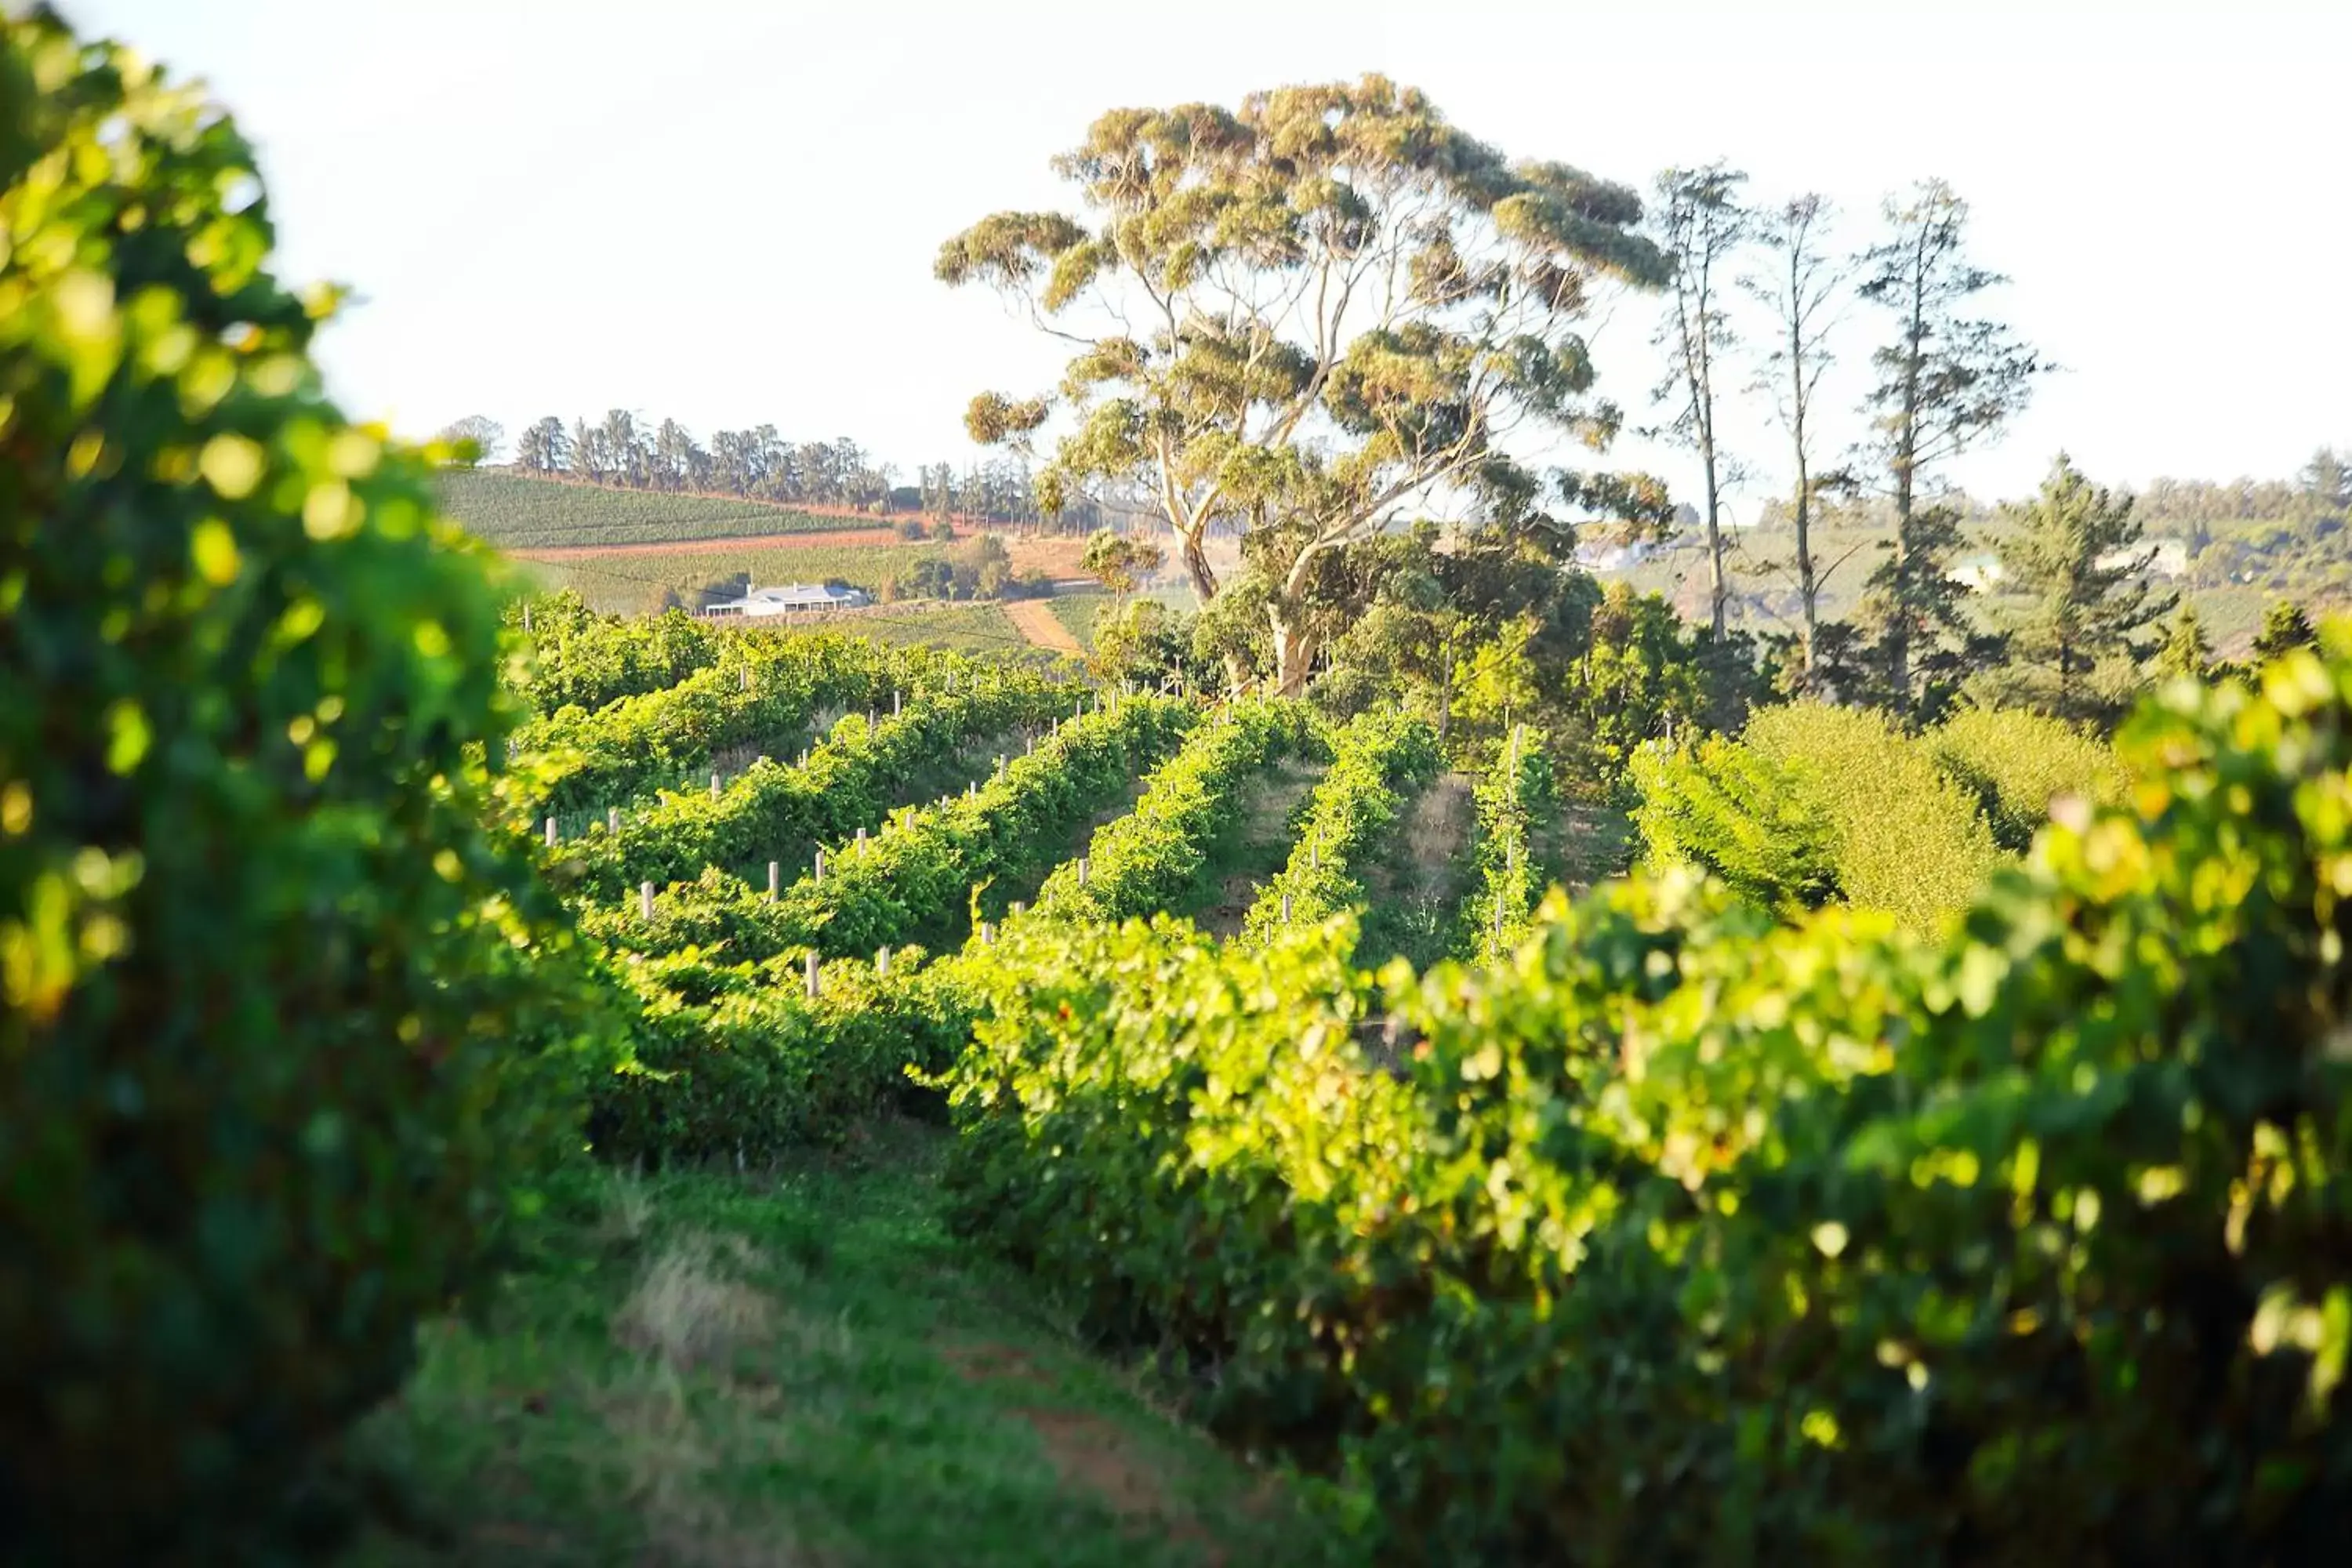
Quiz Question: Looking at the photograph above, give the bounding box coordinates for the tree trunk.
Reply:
[1701,437,1728,639]
[1794,470,1818,681]
[1437,639,1454,745]
[1177,529,1222,612]
[1788,285,1819,681]
[1267,606,1318,698]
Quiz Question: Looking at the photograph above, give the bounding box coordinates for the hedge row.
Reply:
[582,699,1316,1164]
[935,652,2352,1564]
[505,590,723,715]
[561,671,1074,900]
[595,946,979,1163]
[2,16,630,1557]
[1459,724,1552,959]
[580,693,1193,963]
[1028,697,1321,925]
[517,633,1022,822]
[1239,708,1441,949]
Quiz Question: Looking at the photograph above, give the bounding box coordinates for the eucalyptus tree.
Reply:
[936,75,1668,693]
[1650,162,1750,638]
[514,416,568,473]
[1741,192,1849,676]
[1854,178,2047,719]
[652,419,699,490]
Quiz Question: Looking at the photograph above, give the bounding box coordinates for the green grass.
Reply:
[1047,592,1112,649]
[439,469,873,550]
[344,1123,1342,1568]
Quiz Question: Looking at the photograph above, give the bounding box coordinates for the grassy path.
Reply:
[345,1124,1341,1568]
[1356,770,1477,970]
[1196,755,1328,938]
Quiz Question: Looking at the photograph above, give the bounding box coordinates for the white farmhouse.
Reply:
[702,583,873,618]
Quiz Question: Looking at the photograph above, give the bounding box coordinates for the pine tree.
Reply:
[1853,180,2046,720]
[1987,454,2176,720]
[2153,603,2214,682]
[2252,599,2319,662]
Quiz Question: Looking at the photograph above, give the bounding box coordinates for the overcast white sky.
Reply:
[61,0,2352,512]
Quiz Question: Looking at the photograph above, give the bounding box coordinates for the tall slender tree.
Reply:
[652,419,698,490]
[1650,163,1750,640]
[1983,453,2175,721]
[568,416,601,481]
[1854,178,2047,720]
[936,76,1668,693]
[1742,193,1849,681]
[514,416,567,473]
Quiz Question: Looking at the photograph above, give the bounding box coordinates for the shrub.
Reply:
[1629,732,1839,916]
[0,15,617,1559]
[1744,701,2003,932]
[1925,704,2128,852]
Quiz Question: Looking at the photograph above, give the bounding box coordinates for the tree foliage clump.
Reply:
[1630,734,1840,916]
[1923,705,2127,853]
[1635,701,2000,931]
[938,75,1668,692]
[0,13,619,1556]
[1975,454,2176,723]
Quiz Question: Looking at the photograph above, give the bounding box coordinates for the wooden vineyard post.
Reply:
[767,861,780,902]
[1281,892,1292,924]
[797,748,808,768]
[855,826,867,856]
[893,688,902,716]
[1007,901,1025,919]
[710,771,721,799]
[1076,856,1090,887]
[640,882,655,921]
[521,604,532,633]
[543,816,557,848]
[876,946,890,978]
[739,666,751,691]
[607,806,620,834]
[979,922,995,947]
[804,951,820,1000]
[813,849,826,884]
[1310,835,1319,870]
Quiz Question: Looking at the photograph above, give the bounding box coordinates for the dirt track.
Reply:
[1004,599,1086,654]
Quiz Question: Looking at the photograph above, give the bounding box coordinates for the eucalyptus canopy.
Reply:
[937,75,1668,691]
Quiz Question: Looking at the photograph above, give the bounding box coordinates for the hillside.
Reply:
[1613,514,2350,654]
[437,468,887,550]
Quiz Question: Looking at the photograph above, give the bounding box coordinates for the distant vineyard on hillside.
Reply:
[516,542,951,606]
[437,468,885,550]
